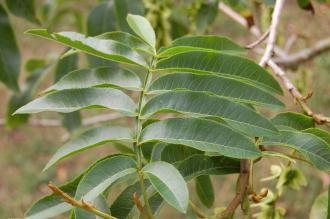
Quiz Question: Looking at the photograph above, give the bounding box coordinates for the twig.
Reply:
[48,182,117,219]
[220,160,250,219]
[245,28,270,49]
[274,37,330,69]
[259,0,286,67]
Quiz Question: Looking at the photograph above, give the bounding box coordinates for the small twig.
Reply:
[274,37,330,69]
[48,182,117,219]
[133,192,146,217]
[189,200,208,218]
[245,28,270,49]
[259,0,286,67]
[220,160,250,219]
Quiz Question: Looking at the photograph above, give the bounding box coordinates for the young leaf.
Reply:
[195,175,214,208]
[156,51,283,95]
[127,14,156,49]
[44,126,133,171]
[5,0,40,24]
[25,29,148,68]
[272,112,315,130]
[140,118,261,159]
[148,73,284,109]
[143,161,189,213]
[14,88,137,116]
[142,90,278,137]
[263,130,330,171]
[75,155,137,202]
[47,66,142,92]
[0,5,20,92]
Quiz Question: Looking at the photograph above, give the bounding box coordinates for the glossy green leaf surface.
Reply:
[14,88,137,115]
[272,112,315,130]
[25,176,81,219]
[0,5,20,92]
[140,118,261,159]
[148,73,284,108]
[44,126,133,170]
[143,161,189,213]
[142,90,278,137]
[5,0,39,24]
[263,130,330,171]
[177,154,240,180]
[127,14,156,49]
[159,35,244,57]
[156,51,282,95]
[47,66,142,92]
[75,155,137,202]
[26,29,148,68]
[195,175,214,208]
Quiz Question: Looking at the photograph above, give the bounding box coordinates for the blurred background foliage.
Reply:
[0,0,329,218]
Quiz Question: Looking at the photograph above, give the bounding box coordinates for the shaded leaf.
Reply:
[0,5,20,91]
[156,51,282,95]
[47,66,142,92]
[44,126,133,171]
[143,161,189,213]
[160,144,202,164]
[263,130,330,171]
[148,73,284,109]
[114,0,145,32]
[140,118,261,159]
[14,88,137,116]
[195,175,214,208]
[142,90,278,137]
[272,112,315,131]
[5,0,39,24]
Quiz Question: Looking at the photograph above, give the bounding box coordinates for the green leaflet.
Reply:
[177,154,240,180]
[5,0,40,24]
[303,128,330,146]
[142,90,278,137]
[44,126,133,171]
[195,175,214,208]
[25,29,149,68]
[158,35,245,58]
[47,66,142,92]
[75,155,137,202]
[160,144,203,164]
[272,112,315,130]
[140,117,261,159]
[0,5,20,92]
[127,14,156,49]
[14,88,137,116]
[156,51,283,95]
[263,130,330,171]
[143,161,189,213]
[148,73,284,109]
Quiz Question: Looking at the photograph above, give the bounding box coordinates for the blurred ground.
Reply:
[0,1,329,218]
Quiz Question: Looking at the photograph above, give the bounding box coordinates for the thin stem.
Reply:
[48,182,117,219]
[189,200,208,218]
[134,58,156,219]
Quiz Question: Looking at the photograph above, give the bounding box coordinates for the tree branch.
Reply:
[274,37,330,69]
[259,0,286,67]
[48,182,117,219]
[245,28,270,49]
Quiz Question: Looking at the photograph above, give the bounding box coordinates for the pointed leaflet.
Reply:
[14,88,137,116]
[272,112,315,130]
[142,90,278,137]
[0,5,20,92]
[158,35,245,58]
[140,118,261,159]
[25,176,81,219]
[25,29,148,68]
[263,130,330,171]
[127,14,156,49]
[5,0,39,24]
[143,161,189,213]
[148,73,284,109]
[156,51,282,95]
[195,175,214,208]
[47,66,142,92]
[44,126,133,171]
[75,155,137,202]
